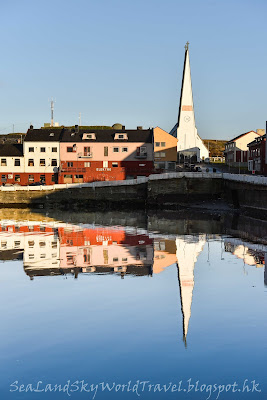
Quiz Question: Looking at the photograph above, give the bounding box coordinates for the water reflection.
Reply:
[0,216,266,347]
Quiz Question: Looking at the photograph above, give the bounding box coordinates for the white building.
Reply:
[170,43,209,162]
[0,144,24,184]
[23,126,61,184]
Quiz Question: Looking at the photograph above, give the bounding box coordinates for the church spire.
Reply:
[169,43,209,161]
[177,42,195,131]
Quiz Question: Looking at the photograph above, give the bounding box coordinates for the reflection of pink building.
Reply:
[59,127,154,183]
[58,226,153,275]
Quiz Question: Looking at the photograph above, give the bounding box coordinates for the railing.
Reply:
[78,153,93,158]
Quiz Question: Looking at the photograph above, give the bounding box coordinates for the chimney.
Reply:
[30,124,33,130]
[122,125,125,130]
[75,124,79,133]
[137,126,143,130]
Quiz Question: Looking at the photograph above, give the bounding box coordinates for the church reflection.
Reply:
[0,220,266,344]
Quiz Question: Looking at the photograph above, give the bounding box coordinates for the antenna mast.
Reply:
[79,112,81,126]
[50,98,55,127]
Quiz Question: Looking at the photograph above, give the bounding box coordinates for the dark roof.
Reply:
[61,128,153,143]
[227,131,259,144]
[247,133,266,147]
[24,128,63,142]
[24,127,153,143]
[0,144,23,157]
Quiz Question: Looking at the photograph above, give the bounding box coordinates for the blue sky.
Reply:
[0,0,266,139]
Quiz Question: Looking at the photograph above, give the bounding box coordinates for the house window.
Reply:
[113,257,119,262]
[118,134,124,139]
[136,146,147,156]
[113,147,119,152]
[122,147,128,152]
[155,142,160,147]
[15,175,20,182]
[40,147,46,152]
[112,162,118,167]
[122,258,128,262]
[28,241,34,248]
[84,147,91,156]
[51,159,57,166]
[84,162,91,167]
[51,174,55,182]
[1,159,7,166]
[52,147,57,152]
[40,159,46,166]
[29,147,34,152]
[67,162,73,167]
[104,146,108,156]
[1,175,6,182]
[161,142,166,147]
[103,161,108,168]
[14,159,20,166]
[40,175,45,183]
[160,152,166,157]
[28,159,34,166]
[67,147,73,152]
[28,175,34,182]
[75,174,83,179]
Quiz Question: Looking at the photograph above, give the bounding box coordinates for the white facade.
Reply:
[171,46,209,162]
[24,141,60,174]
[0,156,24,174]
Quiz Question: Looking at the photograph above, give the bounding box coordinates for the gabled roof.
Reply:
[226,131,259,144]
[61,128,153,143]
[0,144,23,157]
[24,128,63,142]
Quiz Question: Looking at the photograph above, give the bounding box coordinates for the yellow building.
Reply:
[153,127,178,170]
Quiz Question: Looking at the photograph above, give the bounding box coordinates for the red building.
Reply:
[248,134,267,175]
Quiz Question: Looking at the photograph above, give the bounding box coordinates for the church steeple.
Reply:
[170,43,209,161]
[177,42,196,131]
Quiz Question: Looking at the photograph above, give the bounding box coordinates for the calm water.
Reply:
[0,211,266,400]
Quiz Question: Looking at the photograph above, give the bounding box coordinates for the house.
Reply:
[59,126,154,183]
[153,127,178,170]
[23,126,61,184]
[248,134,266,175]
[0,144,24,185]
[0,125,154,186]
[224,130,263,167]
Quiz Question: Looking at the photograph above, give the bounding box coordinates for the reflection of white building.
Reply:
[224,238,266,268]
[0,220,60,273]
[176,235,206,345]
[24,233,60,271]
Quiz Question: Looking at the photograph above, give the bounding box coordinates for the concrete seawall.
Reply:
[0,172,266,217]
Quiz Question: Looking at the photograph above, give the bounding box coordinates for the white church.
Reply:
[170,42,209,162]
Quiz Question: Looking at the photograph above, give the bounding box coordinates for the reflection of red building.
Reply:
[0,221,154,278]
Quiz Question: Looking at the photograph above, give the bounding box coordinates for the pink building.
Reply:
[59,126,154,183]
